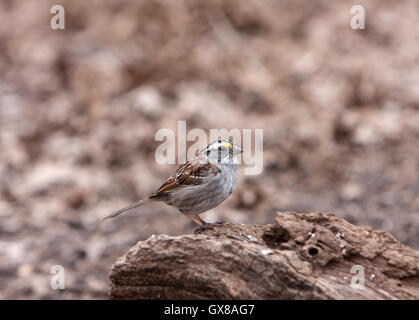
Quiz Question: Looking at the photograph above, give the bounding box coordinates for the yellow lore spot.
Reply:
[222,141,233,148]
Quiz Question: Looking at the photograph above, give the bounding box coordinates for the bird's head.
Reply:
[200,139,243,164]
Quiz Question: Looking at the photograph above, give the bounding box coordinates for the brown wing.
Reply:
[153,160,220,195]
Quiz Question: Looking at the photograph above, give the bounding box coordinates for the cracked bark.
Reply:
[108,212,419,299]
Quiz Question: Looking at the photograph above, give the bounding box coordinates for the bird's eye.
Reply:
[206,149,211,156]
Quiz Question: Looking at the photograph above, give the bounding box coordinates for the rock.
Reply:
[108,211,419,300]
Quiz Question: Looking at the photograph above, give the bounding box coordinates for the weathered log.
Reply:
[108,212,419,299]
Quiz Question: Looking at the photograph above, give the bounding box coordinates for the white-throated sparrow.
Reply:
[103,140,243,229]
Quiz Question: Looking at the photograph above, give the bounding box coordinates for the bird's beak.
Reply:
[233,146,243,155]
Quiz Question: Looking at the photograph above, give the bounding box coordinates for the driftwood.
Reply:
[108,212,419,299]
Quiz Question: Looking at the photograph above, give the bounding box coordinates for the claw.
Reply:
[210,221,225,226]
[194,224,215,234]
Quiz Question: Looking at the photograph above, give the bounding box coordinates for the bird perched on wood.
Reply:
[103,139,243,230]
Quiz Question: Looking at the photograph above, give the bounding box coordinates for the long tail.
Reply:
[103,198,149,220]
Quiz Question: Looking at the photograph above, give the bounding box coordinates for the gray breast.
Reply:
[168,164,238,214]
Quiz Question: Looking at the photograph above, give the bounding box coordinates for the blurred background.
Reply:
[1,0,419,299]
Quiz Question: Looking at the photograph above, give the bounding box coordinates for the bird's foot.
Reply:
[194,224,215,234]
[207,221,225,226]
[193,221,225,234]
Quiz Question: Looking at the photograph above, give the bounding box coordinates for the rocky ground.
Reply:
[0,0,418,299]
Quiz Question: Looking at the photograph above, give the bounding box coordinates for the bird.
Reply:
[103,139,243,230]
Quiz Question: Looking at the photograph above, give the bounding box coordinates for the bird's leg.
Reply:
[182,212,205,227]
[183,213,217,234]
[182,212,223,234]
[193,214,226,234]
[195,214,208,225]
